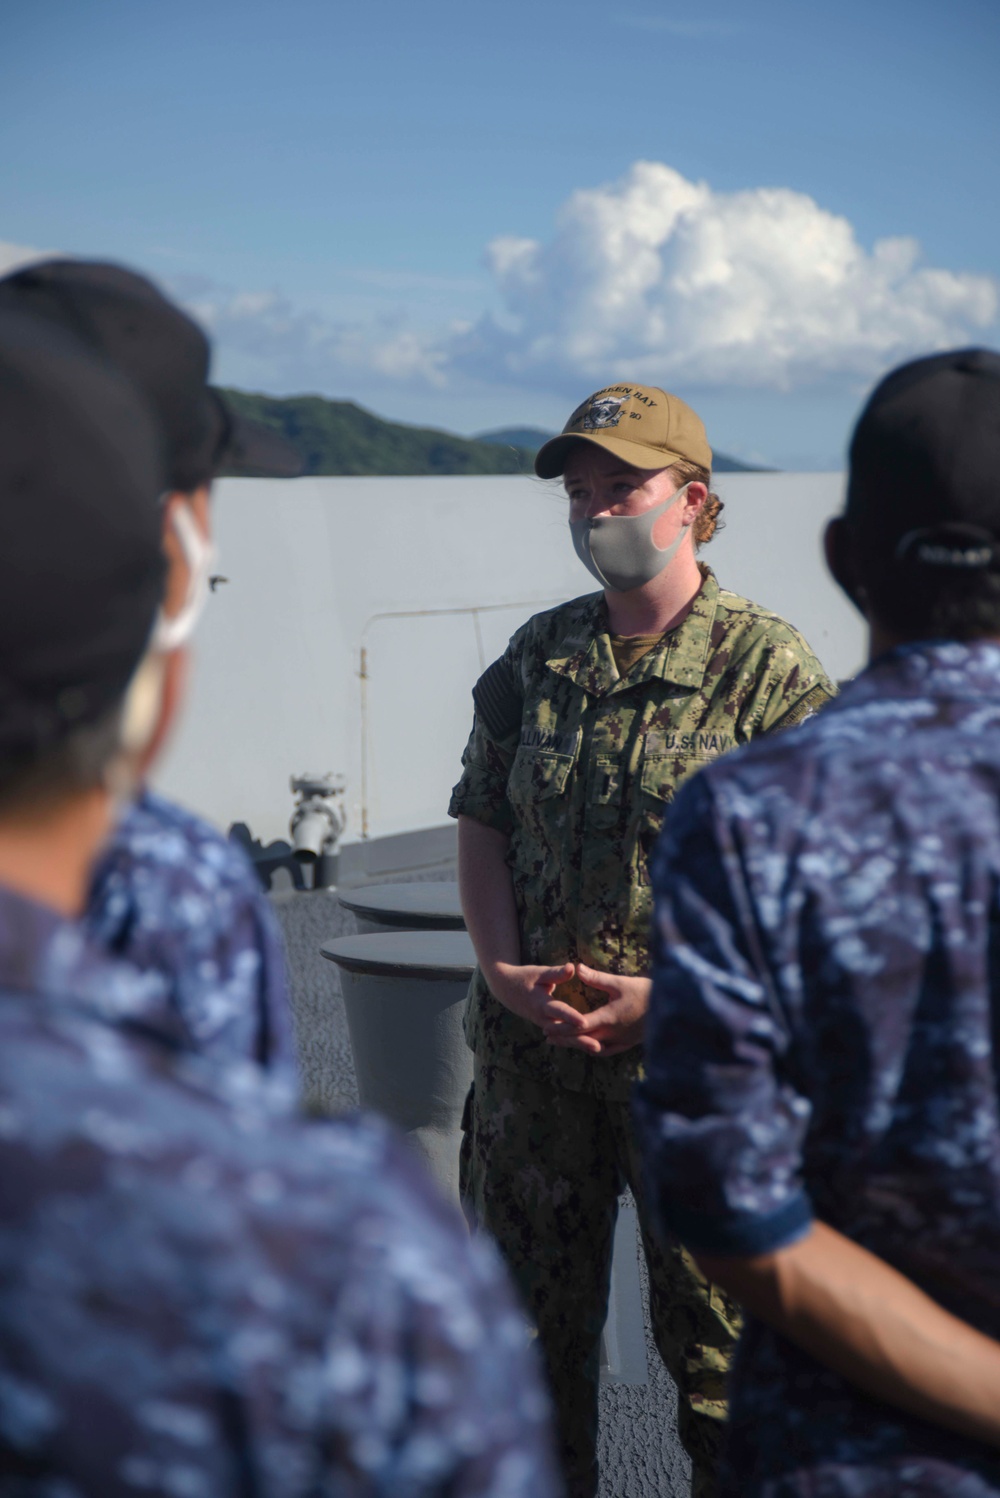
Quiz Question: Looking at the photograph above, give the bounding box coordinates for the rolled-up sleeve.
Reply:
[633,773,814,1258]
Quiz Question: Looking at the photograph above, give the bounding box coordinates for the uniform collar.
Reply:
[835,638,1000,710]
[545,568,720,697]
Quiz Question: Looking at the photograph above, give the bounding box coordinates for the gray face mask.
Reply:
[569,483,691,593]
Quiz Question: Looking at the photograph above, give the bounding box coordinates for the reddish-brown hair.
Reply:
[668,460,724,548]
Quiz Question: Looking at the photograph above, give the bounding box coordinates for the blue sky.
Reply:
[2,0,997,467]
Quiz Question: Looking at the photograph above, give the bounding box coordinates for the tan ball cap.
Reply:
[534,382,712,478]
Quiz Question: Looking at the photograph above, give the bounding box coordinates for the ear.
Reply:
[187,484,212,540]
[160,488,212,622]
[161,495,192,622]
[824,517,868,617]
[680,480,709,526]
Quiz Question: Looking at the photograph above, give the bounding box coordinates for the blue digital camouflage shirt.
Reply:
[635,641,1000,1498]
[86,789,295,1072]
[0,879,560,1498]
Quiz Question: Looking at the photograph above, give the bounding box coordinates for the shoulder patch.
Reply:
[766,682,837,734]
[473,656,523,743]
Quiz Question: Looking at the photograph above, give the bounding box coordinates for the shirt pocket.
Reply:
[640,753,711,803]
[507,743,577,812]
[506,744,577,868]
[636,754,711,883]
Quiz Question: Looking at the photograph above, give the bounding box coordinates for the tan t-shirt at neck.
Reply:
[609,631,665,679]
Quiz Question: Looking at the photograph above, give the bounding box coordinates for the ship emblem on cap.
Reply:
[581,394,626,430]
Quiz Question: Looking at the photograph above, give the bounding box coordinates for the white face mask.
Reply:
[105,504,215,800]
[569,483,691,593]
[151,501,216,652]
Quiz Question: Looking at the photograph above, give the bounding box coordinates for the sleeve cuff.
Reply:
[447,793,513,835]
[659,1191,813,1258]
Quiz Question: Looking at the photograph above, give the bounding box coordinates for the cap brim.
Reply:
[534,431,698,480]
[213,394,304,478]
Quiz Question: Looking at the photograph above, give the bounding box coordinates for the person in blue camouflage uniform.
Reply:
[0,307,560,1497]
[636,349,1000,1496]
[0,890,559,1498]
[86,788,295,1070]
[0,260,301,1075]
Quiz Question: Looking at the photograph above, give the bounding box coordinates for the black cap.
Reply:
[0,260,302,492]
[847,347,1000,570]
[0,308,166,770]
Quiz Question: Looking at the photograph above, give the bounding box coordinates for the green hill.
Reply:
[478,425,769,472]
[477,426,556,453]
[703,452,769,473]
[220,390,772,476]
[220,390,535,476]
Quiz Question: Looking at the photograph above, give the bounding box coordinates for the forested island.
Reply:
[221,389,768,476]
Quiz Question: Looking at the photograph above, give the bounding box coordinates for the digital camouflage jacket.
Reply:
[0,879,559,1498]
[449,569,834,1100]
[635,639,1000,1496]
[86,789,295,1074]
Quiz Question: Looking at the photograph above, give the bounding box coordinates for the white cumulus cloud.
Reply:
[2,162,995,412]
[170,275,449,392]
[453,160,998,391]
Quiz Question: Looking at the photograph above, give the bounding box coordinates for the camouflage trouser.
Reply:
[460,1059,742,1498]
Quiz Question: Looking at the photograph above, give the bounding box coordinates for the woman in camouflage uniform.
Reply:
[449,382,834,1498]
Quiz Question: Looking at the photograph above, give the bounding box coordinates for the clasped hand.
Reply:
[486,961,651,1056]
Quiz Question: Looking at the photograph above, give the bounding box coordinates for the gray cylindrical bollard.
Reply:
[337,881,465,935]
[320,930,475,1206]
